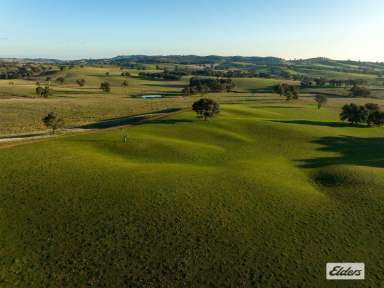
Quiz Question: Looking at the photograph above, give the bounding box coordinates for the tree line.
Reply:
[192,69,272,79]
[0,64,58,79]
[182,77,235,95]
[300,77,367,88]
[340,103,384,126]
[138,71,185,81]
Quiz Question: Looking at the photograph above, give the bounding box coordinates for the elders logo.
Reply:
[326,263,365,280]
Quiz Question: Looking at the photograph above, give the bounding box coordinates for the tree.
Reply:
[273,83,285,96]
[105,72,110,76]
[367,111,384,126]
[365,103,379,113]
[314,78,326,87]
[36,86,50,97]
[192,98,220,120]
[365,103,381,126]
[100,81,111,92]
[42,112,64,133]
[36,86,44,96]
[300,78,312,88]
[56,77,65,85]
[273,83,299,100]
[350,85,370,97]
[341,102,384,126]
[41,86,50,97]
[285,86,299,101]
[121,80,129,87]
[76,79,86,87]
[314,95,328,109]
[340,103,368,125]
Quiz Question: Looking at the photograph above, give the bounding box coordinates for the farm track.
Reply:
[0,108,186,147]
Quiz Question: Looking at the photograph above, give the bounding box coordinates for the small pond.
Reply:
[142,94,163,99]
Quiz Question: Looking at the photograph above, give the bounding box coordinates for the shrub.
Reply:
[100,82,111,92]
[76,79,86,87]
[314,95,328,109]
[42,112,64,133]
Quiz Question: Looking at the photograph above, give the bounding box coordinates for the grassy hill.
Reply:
[0,103,383,287]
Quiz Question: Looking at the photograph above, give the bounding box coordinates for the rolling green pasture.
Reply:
[0,67,298,135]
[0,103,383,287]
[294,67,378,80]
[232,77,298,93]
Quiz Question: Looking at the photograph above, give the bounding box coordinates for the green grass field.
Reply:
[1,102,383,287]
[0,66,296,135]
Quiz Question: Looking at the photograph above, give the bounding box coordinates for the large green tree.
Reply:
[340,103,368,125]
[192,98,220,121]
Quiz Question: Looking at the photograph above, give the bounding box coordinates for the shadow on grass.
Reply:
[300,89,348,98]
[271,120,364,128]
[53,90,100,95]
[146,119,193,125]
[299,135,384,168]
[144,83,186,89]
[258,106,304,109]
[80,108,182,129]
[0,131,48,140]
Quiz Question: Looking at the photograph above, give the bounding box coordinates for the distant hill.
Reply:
[0,58,67,64]
[1,55,384,79]
[113,55,286,65]
[1,55,382,66]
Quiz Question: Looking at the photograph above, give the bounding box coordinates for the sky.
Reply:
[0,0,383,61]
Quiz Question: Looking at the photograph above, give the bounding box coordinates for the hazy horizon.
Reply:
[1,54,383,64]
[1,0,383,62]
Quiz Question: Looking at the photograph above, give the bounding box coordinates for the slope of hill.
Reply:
[0,103,383,287]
